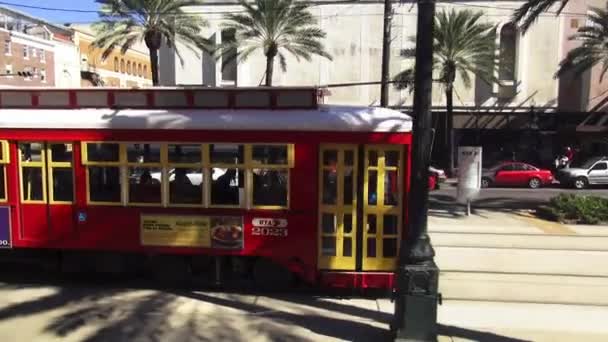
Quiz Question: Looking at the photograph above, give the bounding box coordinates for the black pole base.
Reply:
[392,261,440,342]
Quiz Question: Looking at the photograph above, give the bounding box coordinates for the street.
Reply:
[431,185,608,210]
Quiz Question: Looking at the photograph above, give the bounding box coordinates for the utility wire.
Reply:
[0,0,593,17]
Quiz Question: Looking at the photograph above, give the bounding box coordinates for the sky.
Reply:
[2,0,101,25]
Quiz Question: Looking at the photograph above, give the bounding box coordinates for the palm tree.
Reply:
[556,8,608,81]
[92,0,212,85]
[393,9,497,172]
[217,0,332,86]
[513,0,569,33]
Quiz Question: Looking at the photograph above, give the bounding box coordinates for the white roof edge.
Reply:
[0,105,412,133]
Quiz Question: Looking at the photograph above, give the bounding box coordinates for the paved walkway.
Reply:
[1,282,607,342]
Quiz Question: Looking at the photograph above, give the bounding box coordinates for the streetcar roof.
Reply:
[0,105,412,133]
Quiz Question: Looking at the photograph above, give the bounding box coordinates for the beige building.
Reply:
[159,0,566,111]
[69,24,152,87]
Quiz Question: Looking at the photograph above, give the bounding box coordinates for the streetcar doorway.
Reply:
[318,144,404,272]
[17,142,75,242]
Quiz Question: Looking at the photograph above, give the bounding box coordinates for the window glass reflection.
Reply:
[22,167,43,200]
[384,170,398,206]
[170,168,202,205]
[0,166,5,200]
[19,143,43,162]
[253,169,287,206]
[211,168,243,205]
[87,143,119,162]
[322,169,337,205]
[210,144,243,164]
[52,168,73,202]
[88,166,121,203]
[127,143,161,163]
[50,143,73,163]
[168,144,201,164]
[252,145,288,165]
[129,167,162,203]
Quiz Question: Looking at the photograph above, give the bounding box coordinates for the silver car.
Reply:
[557,157,608,189]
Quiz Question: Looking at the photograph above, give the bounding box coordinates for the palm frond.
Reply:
[513,0,569,33]
[218,0,331,82]
[556,8,608,80]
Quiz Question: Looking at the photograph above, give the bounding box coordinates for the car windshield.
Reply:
[575,157,604,169]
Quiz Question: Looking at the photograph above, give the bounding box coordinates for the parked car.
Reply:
[429,166,446,190]
[481,162,553,189]
[556,156,608,189]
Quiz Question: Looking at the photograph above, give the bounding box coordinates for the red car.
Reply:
[481,162,554,189]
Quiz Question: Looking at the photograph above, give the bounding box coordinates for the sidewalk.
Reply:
[428,209,608,341]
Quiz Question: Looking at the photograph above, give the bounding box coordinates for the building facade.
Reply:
[0,6,79,87]
[69,24,152,87]
[159,0,565,111]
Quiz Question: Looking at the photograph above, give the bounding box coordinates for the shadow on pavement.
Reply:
[438,324,532,342]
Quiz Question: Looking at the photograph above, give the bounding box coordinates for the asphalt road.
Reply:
[430,185,608,210]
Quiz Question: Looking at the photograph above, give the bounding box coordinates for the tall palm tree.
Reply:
[92,0,212,85]
[513,0,569,33]
[394,9,497,172]
[556,8,608,81]
[217,0,332,86]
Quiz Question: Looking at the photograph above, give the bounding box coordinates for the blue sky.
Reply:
[3,0,101,24]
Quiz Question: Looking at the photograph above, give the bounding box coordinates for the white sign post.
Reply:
[457,147,482,216]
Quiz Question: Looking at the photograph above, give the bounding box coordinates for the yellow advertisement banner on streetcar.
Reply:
[140,215,243,249]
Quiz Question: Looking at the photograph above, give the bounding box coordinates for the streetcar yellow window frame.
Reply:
[82,142,125,206]
[166,143,206,208]
[248,144,292,210]
[81,141,294,210]
[125,143,164,207]
[0,140,8,202]
[18,142,47,204]
[47,143,74,204]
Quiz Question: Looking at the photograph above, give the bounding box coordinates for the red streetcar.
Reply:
[481,162,554,189]
[0,87,412,290]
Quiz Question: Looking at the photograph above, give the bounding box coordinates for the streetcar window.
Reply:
[168,144,201,164]
[210,144,243,164]
[127,143,161,164]
[86,143,120,163]
[0,141,7,201]
[252,169,287,206]
[19,142,45,202]
[322,169,337,205]
[20,142,43,162]
[0,166,4,201]
[49,143,73,163]
[22,167,44,201]
[252,145,288,165]
[88,166,121,203]
[169,168,203,205]
[48,143,74,203]
[210,167,243,206]
[51,168,73,202]
[384,169,399,206]
[128,167,162,204]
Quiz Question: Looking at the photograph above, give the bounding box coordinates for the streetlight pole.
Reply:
[380,0,392,107]
[393,0,440,341]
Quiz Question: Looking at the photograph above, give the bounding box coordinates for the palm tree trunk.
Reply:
[150,47,159,86]
[445,85,454,175]
[265,55,274,87]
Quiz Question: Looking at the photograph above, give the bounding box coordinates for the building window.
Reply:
[127,61,131,75]
[143,65,147,77]
[0,141,9,202]
[221,29,237,83]
[120,59,125,73]
[138,63,142,77]
[40,69,46,82]
[23,67,32,81]
[114,57,119,72]
[4,40,11,55]
[5,64,12,76]
[23,45,29,59]
[32,47,37,58]
[499,23,518,82]
[40,49,45,63]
